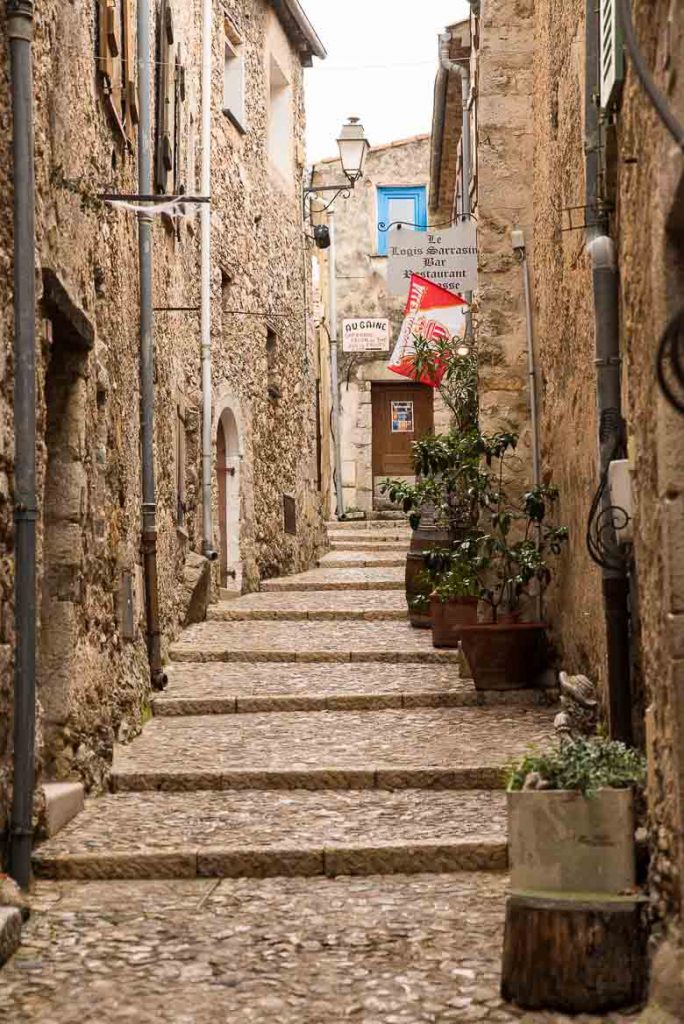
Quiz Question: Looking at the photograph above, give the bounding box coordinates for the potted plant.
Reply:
[455,458,568,689]
[506,735,646,894]
[428,549,480,648]
[380,338,480,628]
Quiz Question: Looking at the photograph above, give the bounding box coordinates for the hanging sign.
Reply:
[388,275,468,388]
[342,318,391,353]
[387,223,478,297]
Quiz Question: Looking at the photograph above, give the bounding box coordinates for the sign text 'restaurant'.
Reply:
[387,223,478,297]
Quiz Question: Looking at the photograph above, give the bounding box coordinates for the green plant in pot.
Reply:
[428,545,481,649]
[505,735,646,895]
[456,456,569,689]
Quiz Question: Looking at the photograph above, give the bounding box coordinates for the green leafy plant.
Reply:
[409,329,478,433]
[506,736,647,797]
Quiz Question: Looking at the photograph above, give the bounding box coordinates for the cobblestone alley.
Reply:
[0,522,642,1023]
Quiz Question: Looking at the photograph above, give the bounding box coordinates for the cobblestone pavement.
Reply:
[111,707,554,792]
[33,790,507,879]
[262,565,405,590]
[2,876,639,1024]
[318,551,406,568]
[207,589,409,620]
[169,619,463,663]
[153,662,558,715]
[4,523,635,1021]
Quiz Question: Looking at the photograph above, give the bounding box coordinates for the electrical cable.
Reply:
[617,0,684,152]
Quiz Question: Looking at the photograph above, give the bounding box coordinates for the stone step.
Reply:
[169,620,459,664]
[326,519,409,531]
[330,540,408,551]
[111,706,554,793]
[32,790,507,880]
[317,552,406,568]
[261,566,405,591]
[153,662,558,717]
[207,590,407,622]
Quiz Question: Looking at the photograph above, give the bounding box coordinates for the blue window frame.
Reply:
[376,186,427,256]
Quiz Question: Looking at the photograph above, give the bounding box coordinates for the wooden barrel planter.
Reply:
[430,595,479,647]
[405,513,451,629]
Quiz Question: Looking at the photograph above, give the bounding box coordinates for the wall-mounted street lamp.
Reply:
[303,116,369,228]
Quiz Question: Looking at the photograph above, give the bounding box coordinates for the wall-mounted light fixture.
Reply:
[303,116,369,223]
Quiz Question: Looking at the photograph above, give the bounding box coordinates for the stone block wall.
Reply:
[0,0,324,849]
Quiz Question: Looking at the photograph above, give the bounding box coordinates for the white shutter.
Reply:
[600,0,625,110]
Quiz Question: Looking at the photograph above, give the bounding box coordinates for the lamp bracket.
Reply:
[303,183,353,220]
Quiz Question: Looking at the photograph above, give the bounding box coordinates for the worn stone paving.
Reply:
[169,620,462,663]
[261,565,405,591]
[153,662,558,716]
[110,707,554,792]
[318,551,407,568]
[4,524,629,1022]
[331,539,410,551]
[32,790,507,879]
[207,589,408,621]
[1,877,639,1024]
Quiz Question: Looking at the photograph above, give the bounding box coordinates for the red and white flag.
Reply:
[388,274,468,387]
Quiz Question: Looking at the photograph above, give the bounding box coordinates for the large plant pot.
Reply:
[508,788,636,893]
[404,514,452,629]
[458,622,548,690]
[430,595,479,648]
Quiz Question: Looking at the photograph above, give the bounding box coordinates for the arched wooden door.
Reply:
[217,409,240,587]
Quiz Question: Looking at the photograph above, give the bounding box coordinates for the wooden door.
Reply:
[371,382,434,481]
[217,420,227,586]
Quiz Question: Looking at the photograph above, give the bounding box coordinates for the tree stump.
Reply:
[501,892,647,1013]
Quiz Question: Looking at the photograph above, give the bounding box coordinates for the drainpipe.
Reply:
[200,0,216,559]
[584,0,632,744]
[7,0,36,889]
[438,32,471,220]
[588,236,632,744]
[438,31,474,343]
[327,210,344,519]
[137,0,166,690]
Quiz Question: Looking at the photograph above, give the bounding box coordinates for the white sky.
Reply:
[302,1,470,164]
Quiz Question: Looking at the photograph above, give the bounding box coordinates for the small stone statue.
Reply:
[554,671,599,740]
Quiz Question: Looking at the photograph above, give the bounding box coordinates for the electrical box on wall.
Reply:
[599,0,625,110]
[607,459,634,543]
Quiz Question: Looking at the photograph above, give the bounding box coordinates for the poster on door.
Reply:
[391,400,414,433]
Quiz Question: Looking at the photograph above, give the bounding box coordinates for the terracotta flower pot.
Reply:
[458,622,548,690]
[430,595,479,648]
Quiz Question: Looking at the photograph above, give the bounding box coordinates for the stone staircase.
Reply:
[32,519,554,883]
[8,519,566,1023]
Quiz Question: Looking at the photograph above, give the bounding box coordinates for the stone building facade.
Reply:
[432,0,684,1007]
[312,135,450,517]
[0,0,325,854]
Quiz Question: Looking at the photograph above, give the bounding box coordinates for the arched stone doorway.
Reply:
[216,407,241,587]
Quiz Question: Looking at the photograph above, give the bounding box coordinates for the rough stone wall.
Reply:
[530,0,684,998]
[0,0,323,849]
[615,0,684,975]
[474,0,536,472]
[312,137,450,514]
[531,1,608,682]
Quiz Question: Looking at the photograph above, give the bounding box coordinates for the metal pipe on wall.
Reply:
[588,236,633,744]
[200,0,216,558]
[137,0,166,690]
[327,211,345,519]
[7,0,37,889]
[584,0,632,744]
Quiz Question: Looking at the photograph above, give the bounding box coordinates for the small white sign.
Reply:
[387,223,478,297]
[342,318,391,353]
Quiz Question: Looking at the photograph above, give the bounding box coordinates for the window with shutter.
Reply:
[155,0,186,196]
[599,0,625,110]
[97,0,137,144]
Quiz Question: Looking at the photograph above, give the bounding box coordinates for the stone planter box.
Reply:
[508,788,636,894]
